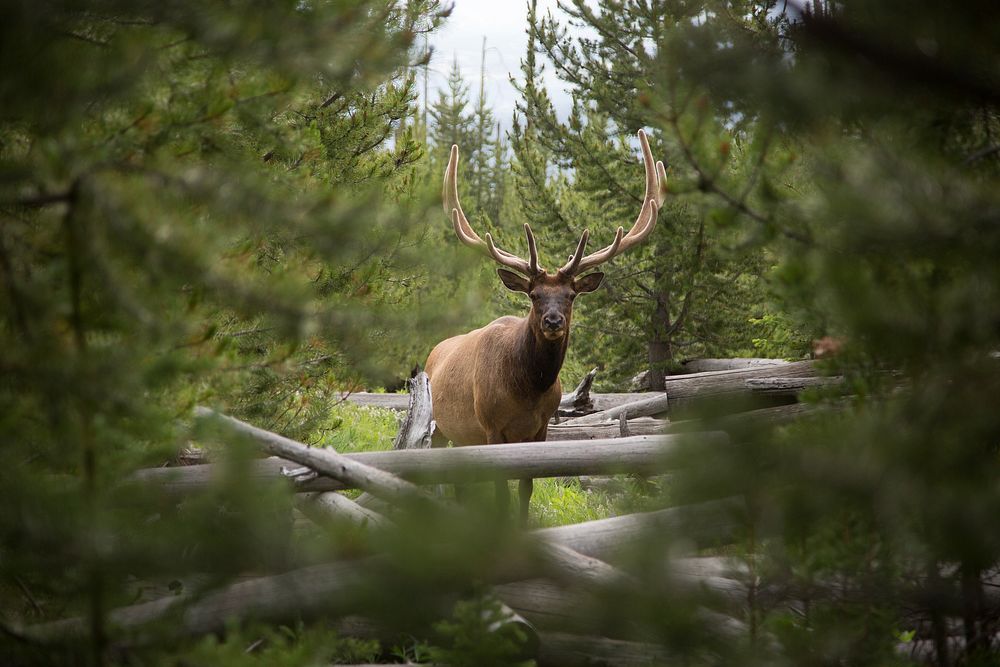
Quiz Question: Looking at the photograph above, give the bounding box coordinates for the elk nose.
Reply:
[542,314,564,331]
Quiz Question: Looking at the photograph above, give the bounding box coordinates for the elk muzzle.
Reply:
[541,312,566,339]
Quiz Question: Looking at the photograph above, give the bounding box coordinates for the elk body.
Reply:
[425,130,667,525]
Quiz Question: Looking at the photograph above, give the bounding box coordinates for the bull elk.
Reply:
[425,130,667,525]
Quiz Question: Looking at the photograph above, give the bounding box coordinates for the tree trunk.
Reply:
[647,339,671,392]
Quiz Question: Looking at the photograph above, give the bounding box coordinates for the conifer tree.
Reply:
[0,1,449,663]
[429,57,475,165]
[513,0,806,388]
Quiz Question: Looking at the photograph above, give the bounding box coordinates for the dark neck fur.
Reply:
[513,317,568,395]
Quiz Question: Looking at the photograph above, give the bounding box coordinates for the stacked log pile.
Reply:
[34,359,972,666]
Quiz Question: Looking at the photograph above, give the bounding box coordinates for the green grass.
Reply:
[307,403,663,527]
[312,403,401,453]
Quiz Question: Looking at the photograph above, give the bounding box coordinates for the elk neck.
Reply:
[512,314,568,395]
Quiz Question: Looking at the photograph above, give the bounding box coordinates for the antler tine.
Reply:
[563,129,667,276]
[445,145,541,275]
[524,224,539,275]
[444,146,484,250]
[485,232,534,275]
[559,229,590,275]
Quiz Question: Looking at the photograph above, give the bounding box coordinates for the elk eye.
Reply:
[529,292,539,300]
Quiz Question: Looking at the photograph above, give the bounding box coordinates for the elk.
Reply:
[425,130,667,525]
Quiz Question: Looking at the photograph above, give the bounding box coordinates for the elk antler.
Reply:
[444,145,541,276]
[559,129,667,276]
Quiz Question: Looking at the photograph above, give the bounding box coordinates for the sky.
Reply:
[423,0,575,129]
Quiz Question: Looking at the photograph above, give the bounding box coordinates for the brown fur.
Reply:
[431,130,664,524]
[425,271,601,524]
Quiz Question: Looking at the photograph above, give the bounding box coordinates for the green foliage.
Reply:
[155,621,380,667]
[428,592,534,667]
[0,0,456,663]
[4,0,999,664]
[510,0,810,389]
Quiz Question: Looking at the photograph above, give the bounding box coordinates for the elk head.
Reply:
[443,130,668,342]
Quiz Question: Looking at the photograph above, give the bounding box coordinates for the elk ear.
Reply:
[574,272,605,294]
[497,268,531,293]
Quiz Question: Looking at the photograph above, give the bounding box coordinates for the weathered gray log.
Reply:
[678,358,792,374]
[194,408,436,508]
[535,631,671,666]
[208,409,634,591]
[535,542,634,588]
[545,417,668,441]
[295,492,393,530]
[134,432,728,497]
[565,361,820,425]
[303,484,540,656]
[392,372,435,450]
[557,368,598,416]
[343,390,655,415]
[536,497,745,562]
[24,558,383,643]
[744,376,844,394]
[26,498,741,643]
[341,392,411,410]
[496,557,751,632]
[589,392,656,412]
[663,402,822,434]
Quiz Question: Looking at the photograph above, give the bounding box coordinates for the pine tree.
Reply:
[513,0,804,389]
[0,1,449,663]
[429,57,475,164]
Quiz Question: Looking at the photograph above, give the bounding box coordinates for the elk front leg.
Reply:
[487,430,510,521]
[518,478,533,527]
[518,424,548,527]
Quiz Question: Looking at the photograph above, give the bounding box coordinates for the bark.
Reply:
[646,340,671,392]
[194,408,435,508]
[663,402,824,434]
[678,358,792,374]
[534,497,746,563]
[564,361,820,424]
[295,492,394,530]
[743,376,844,394]
[392,372,435,450]
[557,367,598,416]
[545,417,668,441]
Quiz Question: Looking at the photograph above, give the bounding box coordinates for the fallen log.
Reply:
[25,498,742,644]
[209,409,638,592]
[565,361,820,424]
[392,372,436,450]
[295,492,393,530]
[496,556,751,632]
[678,358,792,374]
[744,376,844,394]
[195,408,437,509]
[663,402,823,434]
[546,417,668,441]
[535,497,745,562]
[133,432,729,497]
[536,631,671,666]
[343,390,657,415]
[558,368,598,416]
[341,392,410,410]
